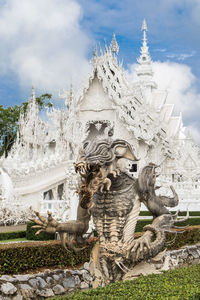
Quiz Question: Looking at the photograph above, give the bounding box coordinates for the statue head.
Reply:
[75,136,139,208]
[75,138,139,175]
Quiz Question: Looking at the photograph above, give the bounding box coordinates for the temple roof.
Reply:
[73,30,182,154]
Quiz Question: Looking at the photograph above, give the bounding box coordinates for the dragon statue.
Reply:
[31,133,188,287]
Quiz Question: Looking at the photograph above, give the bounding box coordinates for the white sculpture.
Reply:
[0,167,14,201]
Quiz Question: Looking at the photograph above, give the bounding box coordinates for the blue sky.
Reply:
[0,0,200,142]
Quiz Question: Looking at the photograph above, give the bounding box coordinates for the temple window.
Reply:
[57,183,64,200]
[44,189,54,200]
[172,174,174,182]
[110,69,115,76]
[49,140,56,153]
[129,164,137,173]
[29,143,33,159]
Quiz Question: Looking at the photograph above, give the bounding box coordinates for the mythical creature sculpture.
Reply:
[31,135,188,286]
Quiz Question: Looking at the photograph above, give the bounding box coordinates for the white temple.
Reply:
[1,20,200,219]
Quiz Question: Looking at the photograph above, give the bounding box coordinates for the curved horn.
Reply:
[111,139,139,161]
[158,186,179,208]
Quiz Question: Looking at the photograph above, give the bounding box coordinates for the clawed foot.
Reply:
[30,211,58,235]
[130,233,151,261]
[122,231,152,262]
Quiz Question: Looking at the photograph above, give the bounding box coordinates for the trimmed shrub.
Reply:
[26,221,55,241]
[173,218,200,226]
[0,231,26,241]
[166,227,200,250]
[0,226,199,275]
[0,240,93,274]
[49,264,200,299]
[139,211,200,216]
[135,226,200,250]
[26,218,200,241]
[135,217,200,232]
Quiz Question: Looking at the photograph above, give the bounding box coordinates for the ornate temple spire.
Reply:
[29,85,39,116]
[31,85,36,100]
[110,33,119,55]
[142,19,147,31]
[68,83,74,107]
[63,83,75,110]
[69,83,73,101]
[136,19,154,81]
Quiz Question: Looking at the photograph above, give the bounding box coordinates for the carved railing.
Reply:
[173,182,200,191]
[40,200,66,213]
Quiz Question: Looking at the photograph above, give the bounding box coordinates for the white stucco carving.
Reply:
[1,20,200,221]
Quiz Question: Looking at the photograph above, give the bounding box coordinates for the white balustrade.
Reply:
[41,199,66,214]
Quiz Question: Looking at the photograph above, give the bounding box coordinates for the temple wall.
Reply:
[18,191,42,211]
[79,77,112,112]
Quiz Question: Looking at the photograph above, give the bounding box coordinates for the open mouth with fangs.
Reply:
[74,161,100,181]
[74,160,113,209]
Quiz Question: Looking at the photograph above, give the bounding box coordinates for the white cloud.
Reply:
[166,52,195,61]
[127,61,200,144]
[154,49,166,53]
[187,124,200,143]
[152,61,200,120]
[0,0,91,94]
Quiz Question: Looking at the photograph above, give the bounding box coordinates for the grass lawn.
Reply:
[49,264,200,300]
[0,238,27,243]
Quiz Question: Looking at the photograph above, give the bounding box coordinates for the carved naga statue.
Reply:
[31,134,188,286]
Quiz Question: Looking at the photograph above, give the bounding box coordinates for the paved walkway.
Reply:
[0,224,26,233]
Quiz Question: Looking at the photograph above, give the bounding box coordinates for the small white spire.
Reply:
[104,39,109,53]
[31,85,36,101]
[93,45,98,57]
[99,42,103,56]
[136,20,156,89]
[142,19,147,31]
[110,33,119,55]
[139,19,150,64]
[65,82,74,109]
[69,83,74,102]
[29,85,38,115]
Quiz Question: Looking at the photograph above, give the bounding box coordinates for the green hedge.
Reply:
[135,217,200,232]
[135,226,200,251]
[26,221,55,240]
[0,226,199,275]
[50,264,200,300]
[139,211,200,216]
[0,241,93,274]
[0,230,26,241]
[26,218,200,241]
[166,227,200,250]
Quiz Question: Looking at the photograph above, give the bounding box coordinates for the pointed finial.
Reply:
[136,19,155,85]
[31,85,35,99]
[93,45,98,57]
[110,33,119,55]
[99,42,103,56]
[141,19,148,46]
[69,82,74,101]
[137,19,151,64]
[142,19,147,32]
[104,39,109,53]
[65,82,74,109]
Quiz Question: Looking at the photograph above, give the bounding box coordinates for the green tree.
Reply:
[0,94,52,157]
